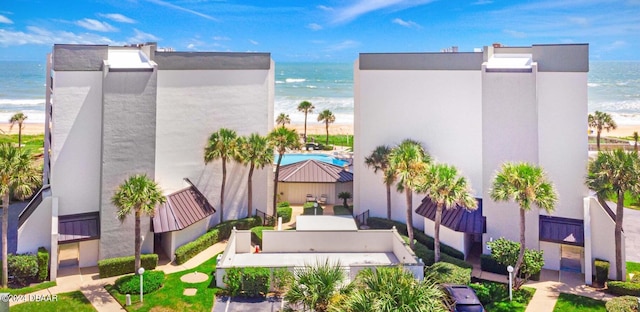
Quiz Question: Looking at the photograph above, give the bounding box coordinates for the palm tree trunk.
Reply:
[615,193,624,280]
[304,112,308,141]
[386,183,391,220]
[596,130,601,151]
[325,122,329,145]
[273,154,283,215]
[247,164,255,217]
[135,210,141,272]
[17,123,22,149]
[513,208,526,288]
[405,189,414,250]
[2,192,9,287]
[434,204,443,263]
[220,158,226,223]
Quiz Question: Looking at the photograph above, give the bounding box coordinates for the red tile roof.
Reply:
[278,159,353,183]
[152,181,216,233]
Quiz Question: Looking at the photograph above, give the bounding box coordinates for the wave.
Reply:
[285,78,306,83]
[587,83,600,87]
[0,99,45,106]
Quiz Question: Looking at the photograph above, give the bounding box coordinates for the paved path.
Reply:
[624,207,640,262]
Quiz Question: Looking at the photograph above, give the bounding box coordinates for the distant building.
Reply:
[353,43,620,284]
[17,43,274,280]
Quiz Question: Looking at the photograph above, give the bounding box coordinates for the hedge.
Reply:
[401,235,472,269]
[607,281,640,297]
[426,262,471,285]
[7,254,38,285]
[174,217,262,265]
[277,201,290,208]
[480,254,540,281]
[605,295,638,312]
[368,217,465,260]
[98,254,158,278]
[277,207,292,223]
[37,247,49,281]
[595,258,610,284]
[114,270,165,295]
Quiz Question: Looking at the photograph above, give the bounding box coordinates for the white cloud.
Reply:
[333,0,434,24]
[602,40,627,51]
[144,0,217,21]
[392,18,421,28]
[76,18,118,32]
[249,39,259,45]
[213,36,231,41]
[0,15,13,24]
[308,23,323,31]
[128,29,160,43]
[98,13,136,24]
[325,40,360,52]
[568,16,589,26]
[503,29,527,38]
[187,43,196,49]
[0,26,119,46]
[472,0,493,5]
[317,5,334,11]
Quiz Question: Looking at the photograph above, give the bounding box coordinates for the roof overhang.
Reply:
[415,197,485,234]
[539,215,584,246]
[59,212,100,243]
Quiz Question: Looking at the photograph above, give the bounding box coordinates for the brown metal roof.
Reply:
[278,159,353,183]
[59,212,100,243]
[152,181,216,233]
[415,197,485,234]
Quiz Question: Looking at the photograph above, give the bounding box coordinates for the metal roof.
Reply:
[152,180,216,233]
[539,215,584,246]
[278,159,353,183]
[414,197,485,234]
[59,212,100,243]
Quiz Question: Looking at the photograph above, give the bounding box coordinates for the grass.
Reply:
[332,205,352,215]
[303,206,323,215]
[0,281,56,295]
[307,134,353,148]
[607,191,640,210]
[11,290,96,312]
[106,255,221,311]
[627,261,640,280]
[0,133,45,154]
[473,280,536,312]
[552,293,606,312]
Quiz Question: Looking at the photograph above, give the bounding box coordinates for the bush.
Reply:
[272,268,293,295]
[98,254,158,278]
[480,254,540,281]
[595,258,610,284]
[242,267,271,297]
[607,281,640,296]
[426,262,471,285]
[401,236,472,269]
[37,247,49,281]
[224,268,243,297]
[277,207,292,223]
[215,217,263,240]
[303,204,323,215]
[251,226,273,247]
[277,201,290,208]
[368,217,465,260]
[605,295,638,312]
[469,281,535,307]
[7,254,38,285]
[114,270,165,294]
[486,238,543,284]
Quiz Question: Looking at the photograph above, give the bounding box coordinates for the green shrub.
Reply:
[37,247,49,281]
[8,254,38,285]
[303,206,323,215]
[277,201,291,208]
[595,258,610,284]
[215,217,263,240]
[114,270,165,294]
[480,253,540,281]
[98,254,158,278]
[607,281,640,296]
[251,226,274,247]
[469,281,535,307]
[631,274,640,283]
[242,267,271,297]
[224,268,243,297]
[401,236,472,269]
[368,217,465,260]
[272,268,293,295]
[605,295,638,312]
[277,207,293,223]
[175,229,219,265]
[486,238,543,282]
[426,262,471,285]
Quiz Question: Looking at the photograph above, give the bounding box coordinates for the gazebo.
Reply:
[277,159,353,205]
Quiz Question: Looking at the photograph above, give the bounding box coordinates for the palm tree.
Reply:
[337,267,450,312]
[268,127,300,213]
[633,131,639,152]
[285,259,348,312]
[297,101,315,141]
[588,111,617,151]
[317,109,335,145]
[417,163,477,263]
[112,174,165,273]
[204,128,239,223]
[586,149,640,280]
[276,113,291,128]
[365,145,394,220]
[490,162,557,286]
[237,133,273,217]
[0,144,39,287]
[9,112,27,149]
[338,191,352,209]
[388,139,430,250]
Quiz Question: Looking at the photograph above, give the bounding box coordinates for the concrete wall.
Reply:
[170,216,212,259]
[588,197,623,280]
[279,182,353,205]
[155,66,274,221]
[354,64,482,230]
[51,71,103,216]
[262,230,395,253]
[423,217,468,258]
[540,241,561,271]
[79,240,99,267]
[17,197,53,254]
[99,68,158,260]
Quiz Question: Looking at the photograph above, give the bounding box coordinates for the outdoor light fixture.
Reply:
[138,267,145,303]
[507,265,514,301]
[314,202,318,215]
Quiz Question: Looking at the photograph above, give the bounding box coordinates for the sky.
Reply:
[1,0,639,62]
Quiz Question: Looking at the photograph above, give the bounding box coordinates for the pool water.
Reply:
[275,153,348,167]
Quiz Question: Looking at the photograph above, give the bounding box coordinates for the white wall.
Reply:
[262,230,394,253]
[588,197,623,280]
[17,197,53,254]
[155,67,274,222]
[51,71,103,216]
[354,66,482,230]
[172,216,212,258]
[540,241,561,271]
[79,240,99,268]
[423,217,467,258]
[280,183,333,204]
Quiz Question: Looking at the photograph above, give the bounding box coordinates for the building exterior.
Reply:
[277,159,353,205]
[17,43,274,280]
[353,44,621,283]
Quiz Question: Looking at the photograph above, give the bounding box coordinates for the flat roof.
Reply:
[296,215,358,231]
[221,252,399,268]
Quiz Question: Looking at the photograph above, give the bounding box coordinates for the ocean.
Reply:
[1,60,639,125]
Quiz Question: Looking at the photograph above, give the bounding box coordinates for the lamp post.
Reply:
[507,265,514,302]
[138,267,145,303]
[314,202,318,215]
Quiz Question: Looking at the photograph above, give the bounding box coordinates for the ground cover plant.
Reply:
[332,205,352,215]
[10,290,96,312]
[469,280,536,312]
[552,293,606,312]
[306,134,353,148]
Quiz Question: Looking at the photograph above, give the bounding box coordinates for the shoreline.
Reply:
[0,123,45,135]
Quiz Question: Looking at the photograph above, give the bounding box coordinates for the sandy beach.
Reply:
[287,123,354,136]
[593,125,640,138]
[0,123,45,135]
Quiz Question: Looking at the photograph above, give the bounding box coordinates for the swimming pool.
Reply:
[275,153,349,167]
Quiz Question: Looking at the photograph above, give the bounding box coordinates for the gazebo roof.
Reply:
[278,159,352,183]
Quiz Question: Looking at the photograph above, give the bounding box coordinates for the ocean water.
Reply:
[1,60,639,125]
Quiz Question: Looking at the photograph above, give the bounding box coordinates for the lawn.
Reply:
[608,191,640,210]
[332,205,353,215]
[0,281,56,295]
[306,134,353,148]
[472,280,536,312]
[627,261,640,280]
[106,256,221,312]
[11,291,96,312]
[552,293,606,312]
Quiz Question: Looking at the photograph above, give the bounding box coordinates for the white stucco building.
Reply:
[17,43,274,280]
[353,43,621,283]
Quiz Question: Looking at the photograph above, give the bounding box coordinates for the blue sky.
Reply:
[1,0,638,62]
